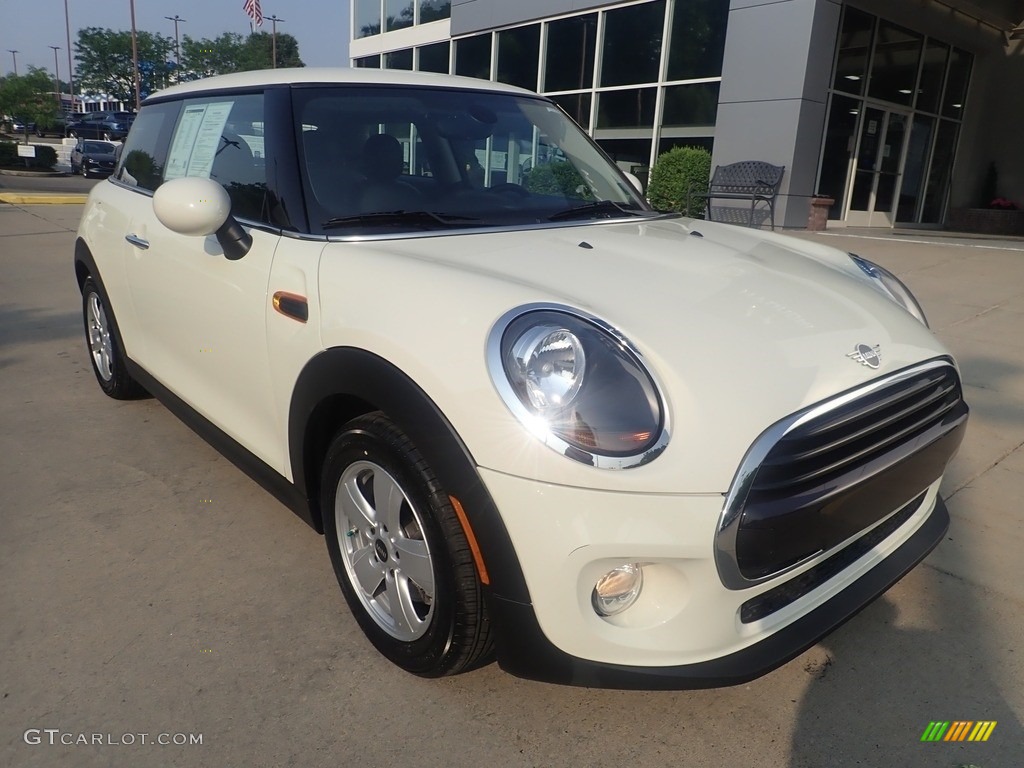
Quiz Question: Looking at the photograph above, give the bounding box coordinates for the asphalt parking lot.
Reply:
[1,201,1022,768]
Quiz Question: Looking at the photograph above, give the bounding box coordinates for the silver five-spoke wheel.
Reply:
[335,460,435,642]
[86,292,114,382]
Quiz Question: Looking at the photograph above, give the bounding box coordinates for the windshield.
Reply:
[294,85,653,235]
[84,141,113,153]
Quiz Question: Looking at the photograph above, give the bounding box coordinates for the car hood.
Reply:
[319,217,949,492]
[84,152,117,161]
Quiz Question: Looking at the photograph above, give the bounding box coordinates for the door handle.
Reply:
[125,234,149,250]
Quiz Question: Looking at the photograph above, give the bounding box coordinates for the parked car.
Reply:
[35,113,68,138]
[74,69,968,688]
[9,116,36,134]
[70,139,117,177]
[65,111,135,140]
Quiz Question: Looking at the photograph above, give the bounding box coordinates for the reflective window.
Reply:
[921,119,958,222]
[418,42,449,74]
[164,94,268,222]
[916,40,948,114]
[943,48,971,118]
[355,55,381,69]
[667,0,728,81]
[897,115,934,221]
[386,0,414,31]
[595,138,652,172]
[386,49,413,70]
[545,14,597,92]
[455,35,491,80]
[115,101,179,191]
[601,0,665,87]
[867,21,922,106]
[419,0,450,23]
[292,86,650,235]
[832,7,874,96]
[596,88,657,129]
[550,93,592,129]
[355,0,382,38]
[662,83,719,127]
[497,25,540,91]
[817,95,859,217]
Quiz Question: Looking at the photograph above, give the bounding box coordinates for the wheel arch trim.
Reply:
[288,347,531,605]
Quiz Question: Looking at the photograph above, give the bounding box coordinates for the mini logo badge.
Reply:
[847,344,881,369]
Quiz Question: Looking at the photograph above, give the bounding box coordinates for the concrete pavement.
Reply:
[1,203,1021,767]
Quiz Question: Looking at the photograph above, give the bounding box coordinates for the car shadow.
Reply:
[787,551,1023,766]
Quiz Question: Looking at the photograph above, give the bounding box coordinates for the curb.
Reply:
[0,193,88,205]
[0,168,69,178]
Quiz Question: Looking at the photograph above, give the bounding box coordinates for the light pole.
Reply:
[64,0,76,113]
[266,15,285,69]
[49,46,62,111]
[129,0,141,110]
[164,14,186,82]
[7,50,18,75]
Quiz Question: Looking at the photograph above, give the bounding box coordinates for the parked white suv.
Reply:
[75,68,968,688]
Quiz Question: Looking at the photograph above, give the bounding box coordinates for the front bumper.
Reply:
[480,467,949,689]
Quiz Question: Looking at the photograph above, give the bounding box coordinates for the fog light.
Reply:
[591,563,643,617]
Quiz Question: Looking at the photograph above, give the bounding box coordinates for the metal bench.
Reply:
[688,161,785,230]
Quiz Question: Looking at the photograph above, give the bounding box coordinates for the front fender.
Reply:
[288,347,531,605]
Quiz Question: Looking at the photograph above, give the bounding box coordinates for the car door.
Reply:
[117,92,288,472]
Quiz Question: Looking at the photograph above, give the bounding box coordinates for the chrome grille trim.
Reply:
[716,357,961,590]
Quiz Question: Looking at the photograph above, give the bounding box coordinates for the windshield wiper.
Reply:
[322,210,480,230]
[547,200,648,222]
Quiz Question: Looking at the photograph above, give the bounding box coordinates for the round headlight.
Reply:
[490,306,669,468]
[508,325,586,409]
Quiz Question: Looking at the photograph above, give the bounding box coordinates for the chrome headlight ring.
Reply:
[850,253,929,328]
[486,303,670,469]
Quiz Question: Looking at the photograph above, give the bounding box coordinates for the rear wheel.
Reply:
[82,276,144,399]
[322,413,493,676]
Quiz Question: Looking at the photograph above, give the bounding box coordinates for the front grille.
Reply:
[719,360,968,587]
[750,365,962,499]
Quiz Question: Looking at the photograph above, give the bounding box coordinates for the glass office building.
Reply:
[350,0,1024,229]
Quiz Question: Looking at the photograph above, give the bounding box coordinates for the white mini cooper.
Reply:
[75,69,968,688]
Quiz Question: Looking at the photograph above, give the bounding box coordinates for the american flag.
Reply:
[243,0,263,28]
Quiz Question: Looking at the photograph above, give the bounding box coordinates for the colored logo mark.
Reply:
[920,721,996,742]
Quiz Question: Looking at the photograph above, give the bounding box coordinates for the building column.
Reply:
[713,0,842,228]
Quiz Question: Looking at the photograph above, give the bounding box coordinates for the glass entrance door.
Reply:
[846,106,910,227]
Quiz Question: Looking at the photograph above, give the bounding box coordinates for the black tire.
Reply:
[322,413,493,677]
[81,276,145,399]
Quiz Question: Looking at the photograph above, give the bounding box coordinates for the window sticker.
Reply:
[164,102,234,180]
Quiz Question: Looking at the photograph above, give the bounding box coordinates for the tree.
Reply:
[181,31,303,79]
[75,27,174,106]
[240,32,304,70]
[181,33,247,79]
[0,67,58,143]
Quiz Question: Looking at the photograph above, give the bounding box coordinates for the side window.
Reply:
[115,102,179,192]
[164,93,268,223]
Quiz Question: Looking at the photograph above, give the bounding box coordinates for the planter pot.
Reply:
[947,208,1024,236]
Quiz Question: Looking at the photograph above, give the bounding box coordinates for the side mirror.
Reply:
[152,176,252,260]
[624,172,644,195]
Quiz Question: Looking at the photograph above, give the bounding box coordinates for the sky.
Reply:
[0,0,351,78]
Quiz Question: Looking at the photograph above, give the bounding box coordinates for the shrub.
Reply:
[647,146,712,216]
[28,144,57,169]
[0,141,57,169]
[524,160,594,201]
[0,141,17,166]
